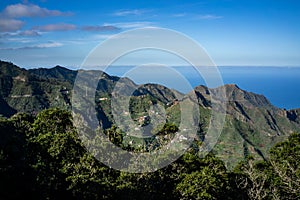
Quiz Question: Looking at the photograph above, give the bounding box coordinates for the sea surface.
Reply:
[105,66,300,110]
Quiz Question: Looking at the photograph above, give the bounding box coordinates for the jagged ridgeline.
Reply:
[1,60,300,167]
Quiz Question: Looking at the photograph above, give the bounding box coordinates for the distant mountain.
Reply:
[192,84,300,166]
[0,61,72,117]
[28,65,77,84]
[1,60,300,167]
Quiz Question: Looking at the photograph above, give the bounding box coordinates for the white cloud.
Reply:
[2,3,72,18]
[35,42,63,48]
[0,19,24,32]
[0,41,63,50]
[196,14,223,20]
[81,25,120,32]
[0,30,40,37]
[32,23,76,31]
[104,22,155,29]
[19,30,40,36]
[113,9,149,16]
[92,34,116,40]
[0,3,73,32]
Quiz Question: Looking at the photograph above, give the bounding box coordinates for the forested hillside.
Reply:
[1,60,300,167]
[0,108,299,199]
[1,61,300,199]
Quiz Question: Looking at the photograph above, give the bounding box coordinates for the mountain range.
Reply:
[1,60,299,168]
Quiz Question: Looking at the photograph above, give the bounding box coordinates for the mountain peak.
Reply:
[53,65,72,71]
[193,84,273,109]
[0,60,26,77]
[224,83,240,89]
[28,65,77,84]
[223,84,272,108]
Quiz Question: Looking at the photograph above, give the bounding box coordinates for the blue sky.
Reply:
[0,0,299,68]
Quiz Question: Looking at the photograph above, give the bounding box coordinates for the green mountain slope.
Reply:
[191,84,300,167]
[1,60,299,167]
[0,61,72,115]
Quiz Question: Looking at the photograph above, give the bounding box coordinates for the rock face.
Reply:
[1,60,300,167]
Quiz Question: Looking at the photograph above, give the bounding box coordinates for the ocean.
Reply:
[105,66,300,110]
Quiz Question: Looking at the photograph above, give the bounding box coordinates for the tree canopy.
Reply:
[0,108,299,199]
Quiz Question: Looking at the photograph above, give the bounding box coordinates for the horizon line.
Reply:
[1,60,300,69]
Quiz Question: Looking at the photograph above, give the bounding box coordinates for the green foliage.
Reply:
[268,133,300,199]
[0,113,36,199]
[105,125,124,147]
[176,153,230,200]
[0,107,299,200]
[2,60,300,171]
[232,133,300,200]
[157,122,179,135]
